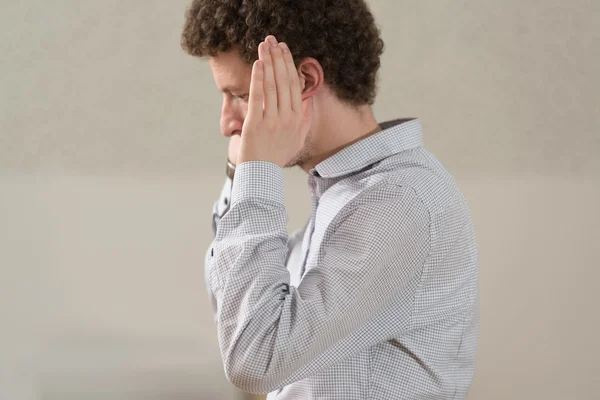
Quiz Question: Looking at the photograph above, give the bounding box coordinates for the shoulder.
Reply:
[327,148,469,229]
[324,180,430,243]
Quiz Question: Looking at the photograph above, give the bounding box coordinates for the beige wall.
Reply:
[1,1,598,399]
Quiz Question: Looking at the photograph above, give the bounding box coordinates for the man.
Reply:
[181,1,479,399]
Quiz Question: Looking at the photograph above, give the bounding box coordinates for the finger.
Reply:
[259,40,277,120]
[280,42,301,113]
[269,39,291,115]
[247,59,264,123]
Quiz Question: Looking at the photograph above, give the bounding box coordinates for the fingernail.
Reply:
[261,42,270,53]
[267,36,278,46]
[280,42,289,52]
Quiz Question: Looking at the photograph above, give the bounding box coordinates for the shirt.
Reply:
[205,118,479,399]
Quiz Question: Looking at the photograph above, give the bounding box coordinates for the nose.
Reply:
[220,97,244,138]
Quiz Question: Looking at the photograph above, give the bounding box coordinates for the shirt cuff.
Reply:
[231,161,285,206]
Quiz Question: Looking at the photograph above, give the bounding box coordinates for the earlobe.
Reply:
[302,95,313,119]
[301,83,320,101]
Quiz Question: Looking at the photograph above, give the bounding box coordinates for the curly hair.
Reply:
[181,0,384,106]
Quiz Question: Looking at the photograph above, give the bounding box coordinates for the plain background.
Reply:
[1,0,598,399]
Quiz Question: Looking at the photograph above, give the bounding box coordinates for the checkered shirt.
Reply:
[205,118,479,399]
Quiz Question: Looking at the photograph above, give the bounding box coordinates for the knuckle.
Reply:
[280,114,292,126]
[266,121,279,132]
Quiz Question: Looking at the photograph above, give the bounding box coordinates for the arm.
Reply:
[208,161,431,393]
[204,176,306,319]
[204,177,232,319]
[204,133,239,318]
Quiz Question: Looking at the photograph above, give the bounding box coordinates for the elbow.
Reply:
[224,356,276,394]
[225,362,269,394]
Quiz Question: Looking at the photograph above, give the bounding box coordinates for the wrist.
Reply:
[231,161,285,207]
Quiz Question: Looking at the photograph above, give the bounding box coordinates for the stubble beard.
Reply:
[284,134,315,169]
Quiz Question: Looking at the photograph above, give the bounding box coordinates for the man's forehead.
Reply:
[209,49,252,92]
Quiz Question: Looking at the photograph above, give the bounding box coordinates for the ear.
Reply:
[296,57,324,101]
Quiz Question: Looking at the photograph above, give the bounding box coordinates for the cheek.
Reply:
[231,100,249,122]
[240,102,249,118]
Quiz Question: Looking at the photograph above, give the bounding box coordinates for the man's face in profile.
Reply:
[208,47,316,168]
[209,48,253,141]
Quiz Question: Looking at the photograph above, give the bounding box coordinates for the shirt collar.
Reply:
[310,118,423,179]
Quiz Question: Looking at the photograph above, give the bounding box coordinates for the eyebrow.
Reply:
[219,85,246,95]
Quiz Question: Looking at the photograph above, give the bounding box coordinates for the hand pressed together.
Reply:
[238,35,313,168]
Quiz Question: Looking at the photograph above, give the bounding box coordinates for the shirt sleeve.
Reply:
[208,161,431,394]
[204,177,232,320]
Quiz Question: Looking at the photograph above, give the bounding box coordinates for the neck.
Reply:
[298,102,381,174]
